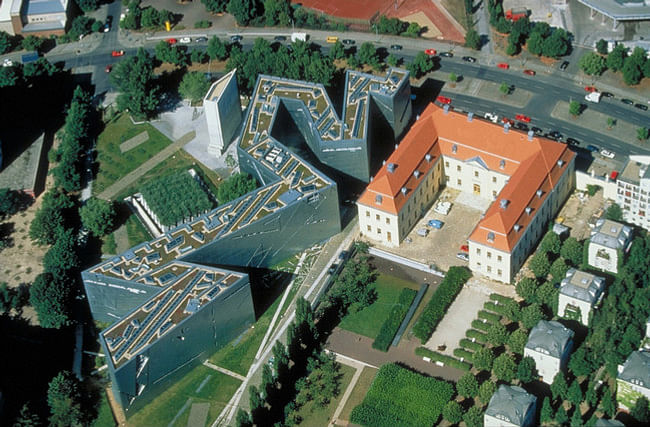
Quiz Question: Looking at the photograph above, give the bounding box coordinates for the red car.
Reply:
[424,48,437,56]
[460,244,469,253]
[584,86,597,92]
[523,69,536,76]
[497,62,509,69]
[436,95,451,105]
[166,38,177,45]
[111,50,124,57]
[105,65,112,73]
[501,117,514,126]
[515,114,531,123]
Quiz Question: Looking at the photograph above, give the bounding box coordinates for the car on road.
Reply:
[273,35,287,41]
[497,62,509,69]
[601,92,614,98]
[230,35,243,42]
[427,219,444,229]
[166,38,177,45]
[566,137,580,145]
[621,98,634,105]
[390,44,402,50]
[338,251,348,261]
[635,103,648,111]
[2,58,12,67]
[328,263,338,274]
[195,36,208,43]
[523,69,536,76]
[456,253,469,262]
[501,117,514,126]
[462,56,476,63]
[484,112,498,123]
[439,51,453,57]
[584,86,597,92]
[342,39,355,45]
[559,61,569,70]
[514,122,529,131]
[460,244,469,252]
[425,48,437,56]
[436,95,451,104]
[600,149,615,159]
[111,50,124,57]
[179,37,191,44]
[586,144,599,152]
[531,126,543,134]
[515,114,531,123]
[545,130,562,140]
[105,65,112,73]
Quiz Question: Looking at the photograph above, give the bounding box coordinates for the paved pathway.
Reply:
[97,130,195,201]
[326,352,372,427]
[202,361,246,381]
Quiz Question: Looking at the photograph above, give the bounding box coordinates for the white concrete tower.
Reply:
[203,69,242,156]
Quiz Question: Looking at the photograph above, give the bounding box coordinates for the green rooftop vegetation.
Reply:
[140,170,213,227]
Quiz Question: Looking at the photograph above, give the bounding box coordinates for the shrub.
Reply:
[412,267,471,342]
[372,288,417,351]
[194,20,211,28]
[586,184,600,196]
[414,348,471,371]
[350,363,454,426]
[459,338,483,352]
[453,348,474,361]
[489,293,515,304]
[471,319,492,332]
[466,329,487,343]
[478,310,502,323]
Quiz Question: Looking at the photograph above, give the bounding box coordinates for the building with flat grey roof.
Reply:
[484,385,537,427]
[588,218,632,274]
[577,0,650,29]
[616,157,650,230]
[617,350,650,410]
[0,0,69,35]
[558,269,606,325]
[524,320,574,383]
[0,133,46,197]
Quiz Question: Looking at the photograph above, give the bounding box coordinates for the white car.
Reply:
[434,201,451,215]
[179,37,192,44]
[484,112,498,123]
[600,149,615,159]
[2,58,13,67]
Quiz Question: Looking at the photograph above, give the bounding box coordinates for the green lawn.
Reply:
[91,390,116,427]
[127,367,241,427]
[94,113,174,195]
[125,213,151,248]
[339,367,378,421]
[294,364,356,426]
[338,274,420,339]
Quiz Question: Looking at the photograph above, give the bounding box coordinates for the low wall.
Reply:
[576,170,617,200]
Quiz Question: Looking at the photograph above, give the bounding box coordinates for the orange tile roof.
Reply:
[358,103,575,253]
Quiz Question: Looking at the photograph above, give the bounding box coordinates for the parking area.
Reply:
[385,188,487,271]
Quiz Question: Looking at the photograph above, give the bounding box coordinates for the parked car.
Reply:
[111,50,124,57]
[559,61,569,70]
[427,219,444,229]
[105,65,112,73]
[497,62,509,69]
[547,130,562,140]
[501,117,514,126]
[566,137,580,145]
[230,35,243,42]
[166,38,177,45]
[601,91,614,98]
[179,37,191,44]
[436,95,451,105]
[484,112,498,123]
[523,69,536,76]
[417,228,429,237]
[584,86,597,93]
[439,51,453,57]
[425,48,437,56]
[514,122,529,131]
[460,244,469,252]
[515,114,531,123]
[274,35,287,41]
[531,126,543,134]
[195,36,208,43]
[462,56,476,63]
[342,39,355,45]
[2,58,13,67]
[390,44,402,50]
[338,251,348,261]
[635,103,648,111]
[456,253,469,261]
[328,263,338,274]
[586,144,599,152]
[600,149,615,159]
[621,98,634,105]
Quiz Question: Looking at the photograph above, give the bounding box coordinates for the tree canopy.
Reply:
[47,371,83,427]
[217,172,257,204]
[110,48,160,119]
[29,272,73,329]
[179,71,211,103]
[80,198,115,237]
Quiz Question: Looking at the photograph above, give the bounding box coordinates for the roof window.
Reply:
[413,170,421,179]
[452,144,458,153]
[536,189,543,198]
[387,163,396,173]
[525,207,532,215]
[557,159,565,167]
[514,224,521,232]
[401,187,408,195]
[487,232,495,242]
[500,199,509,209]
[467,112,474,122]
[375,195,382,205]
[499,159,505,169]
[425,153,432,162]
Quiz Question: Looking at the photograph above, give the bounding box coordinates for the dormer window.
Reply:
[557,160,565,167]
[514,224,521,232]
[499,159,505,169]
[536,189,543,198]
[525,207,532,215]
[487,232,495,242]
[452,144,458,153]
[375,195,382,205]
[499,199,509,209]
[425,153,432,162]
[387,163,396,173]
[414,170,421,179]
[401,187,407,195]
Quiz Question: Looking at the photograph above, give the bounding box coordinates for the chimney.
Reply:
[528,130,534,141]
[443,104,450,114]
[467,112,474,122]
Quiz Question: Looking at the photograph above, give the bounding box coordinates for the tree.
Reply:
[13,402,41,426]
[0,188,19,219]
[406,52,433,78]
[536,282,558,310]
[385,53,399,67]
[0,281,26,314]
[227,0,260,26]
[43,229,79,276]
[478,380,496,404]
[567,379,583,406]
[638,127,650,141]
[569,100,582,116]
[530,252,551,279]
[75,0,98,12]
[154,41,187,66]
[622,57,643,85]
[542,28,570,58]
[600,386,616,418]
[463,406,484,427]
[541,231,562,255]
[443,400,463,424]
[521,303,544,329]
[579,52,606,76]
[328,257,377,314]
[47,371,83,427]
[68,15,95,39]
[0,30,11,54]
[487,322,509,346]
[570,407,583,426]
[21,35,44,52]
[190,49,208,64]
[540,396,553,423]
[607,117,616,129]
[526,32,544,56]
[605,203,623,221]
[29,189,74,245]
[207,36,228,60]
[555,405,568,424]
[499,81,510,95]
[551,371,568,401]
[457,372,479,398]
[329,40,345,60]
[517,356,537,383]
[516,277,538,302]
[631,396,650,423]
[29,273,73,329]
[508,328,528,354]
[465,28,480,50]
[203,0,229,13]
[506,40,518,56]
[607,44,627,72]
[217,173,257,203]
[403,22,421,37]
[179,72,210,103]
[473,347,494,371]
[569,346,594,377]
[550,257,569,284]
[561,237,583,267]
[110,48,160,119]
[502,299,521,322]
[235,409,253,427]
[595,39,608,55]
[0,66,19,88]
[492,353,516,382]
[80,198,115,237]
[358,42,379,68]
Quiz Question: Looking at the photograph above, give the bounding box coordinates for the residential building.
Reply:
[203,70,243,156]
[588,218,632,274]
[558,268,606,325]
[616,350,650,410]
[357,103,575,283]
[484,385,537,427]
[615,157,650,229]
[524,320,574,384]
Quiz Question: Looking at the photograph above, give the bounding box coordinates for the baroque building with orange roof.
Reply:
[357,103,576,283]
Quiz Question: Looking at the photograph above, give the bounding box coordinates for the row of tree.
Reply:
[120,0,176,31]
[579,44,650,86]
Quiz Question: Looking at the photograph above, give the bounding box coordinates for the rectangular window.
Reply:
[492,176,497,183]
[476,248,481,255]
[387,231,392,242]
[474,171,479,178]
[386,217,390,224]
[366,211,370,217]
[376,214,380,221]
[377,228,382,234]
[497,255,502,262]
[492,190,497,198]
[457,179,462,186]
[445,161,449,168]
[367,225,371,231]
[487,266,492,273]
[487,252,492,259]
[457,165,461,172]
[498,269,502,276]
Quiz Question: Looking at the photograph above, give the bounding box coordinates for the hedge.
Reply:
[453,348,474,361]
[412,267,471,342]
[372,288,417,351]
[415,347,472,371]
[471,319,492,332]
[459,338,483,352]
[489,293,516,304]
[485,301,511,317]
[466,329,487,343]
[350,363,455,426]
[477,310,502,324]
